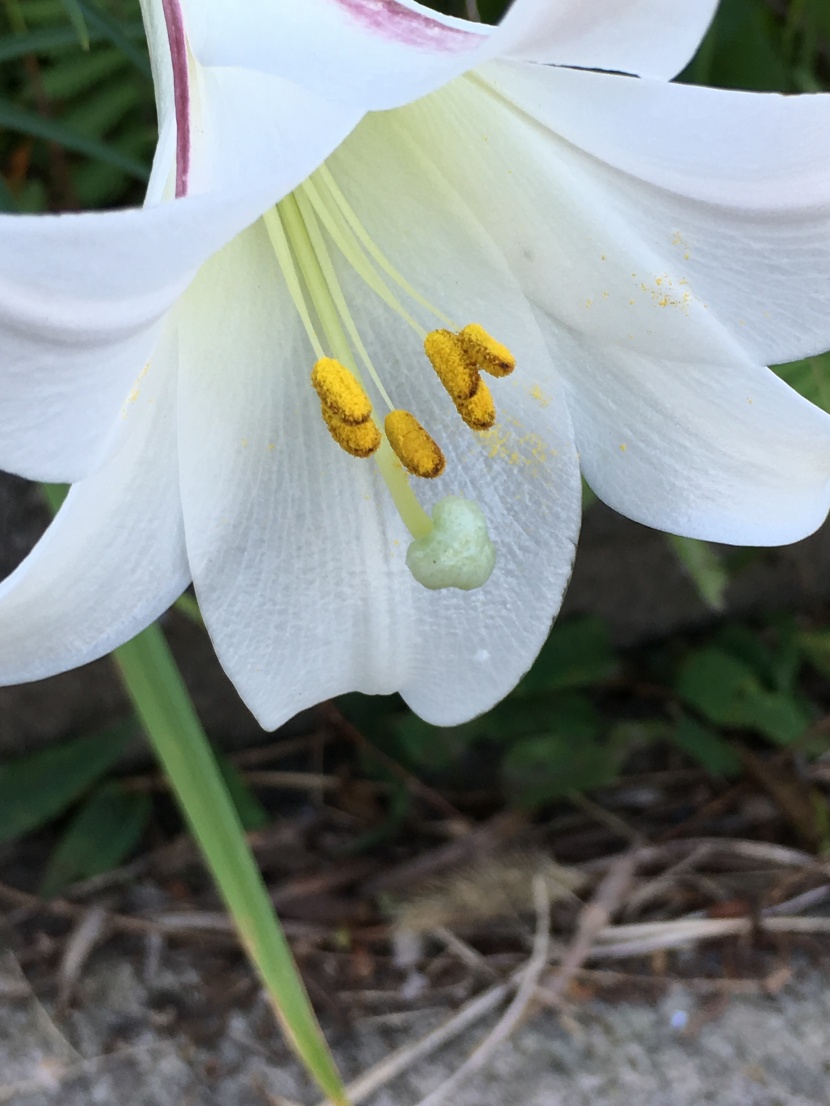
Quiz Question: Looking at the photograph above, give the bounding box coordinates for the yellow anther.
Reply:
[385,409,446,479]
[458,324,516,378]
[455,379,496,431]
[321,405,381,458]
[311,357,373,425]
[424,329,479,402]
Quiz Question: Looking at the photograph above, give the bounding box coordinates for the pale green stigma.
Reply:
[406,496,496,591]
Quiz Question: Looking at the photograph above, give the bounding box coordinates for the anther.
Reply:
[458,324,516,378]
[455,379,496,431]
[424,330,479,402]
[385,410,446,479]
[321,406,381,457]
[311,358,373,424]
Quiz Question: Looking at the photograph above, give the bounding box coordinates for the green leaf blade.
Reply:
[39,781,151,897]
[0,720,135,843]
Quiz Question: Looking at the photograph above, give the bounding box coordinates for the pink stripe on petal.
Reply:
[334,0,479,52]
[162,0,191,197]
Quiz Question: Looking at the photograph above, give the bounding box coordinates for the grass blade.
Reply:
[0,100,149,179]
[74,0,152,75]
[59,0,91,50]
[113,625,349,1105]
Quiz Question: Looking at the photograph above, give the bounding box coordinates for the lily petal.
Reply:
[399,71,752,367]
[181,0,488,110]
[538,316,830,545]
[138,0,177,202]
[0,323,188,684]
[0,185,290,484]
[176,119,580,729]
[186,63,364,195]
[492,0,719,80]
[397,67,830,545]
[478,61,830,364]
[139,0,174,134]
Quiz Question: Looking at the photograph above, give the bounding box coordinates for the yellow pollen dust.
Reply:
[455,379,496,431]
[320,405,381,458]
[423,329,480,402]
[311,357,373,425]
[458,324,516,378]
[385,409,446,479]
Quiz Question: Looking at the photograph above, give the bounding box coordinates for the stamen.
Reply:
[459,324,516,378]
[262,208,325,359]
[311,358,373,425]
[278,194,361,373]
[293,190,395,411]
[385,410,446,479]
[314,164,458,331]
[456,379,496,431]
[300,177,426,340]
[424,329,479,403]
[320,406,381,458]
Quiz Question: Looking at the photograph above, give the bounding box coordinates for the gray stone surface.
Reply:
[1,947,829,1105]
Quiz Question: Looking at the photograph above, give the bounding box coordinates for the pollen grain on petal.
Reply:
[456,379,496,431]
[321,406,381,458]
[311,357,373,425]
[424,329,479,402]
[385,409,446,479]
[458,324,516,378]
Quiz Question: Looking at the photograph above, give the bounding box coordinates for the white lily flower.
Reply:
[2,0,830,729]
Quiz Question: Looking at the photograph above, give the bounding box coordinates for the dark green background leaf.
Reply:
[39,781,150,896]
[0,720,135,842]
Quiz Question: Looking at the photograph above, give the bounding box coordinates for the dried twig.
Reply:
[587,914,830,959]
[0,881,157,937]
[620,843,711,919]
[57,905,109,1011]
[431,927,498,978]
[232,732,330,767]
[309,974,517,1106]
[565,965,793,996]
[321,702,472,827]
[413,875,551,1106]
[582,836,829,877]
[568,793,647,847]
[538,850,637,1006]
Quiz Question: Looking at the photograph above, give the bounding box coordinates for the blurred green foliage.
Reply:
[0,718,136,841]
[0,0,152,211]
[682,0,830,91]
[38,778,150,895]
[341,612,830,807]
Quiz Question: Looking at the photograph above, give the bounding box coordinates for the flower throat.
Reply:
[263,166,515,591]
